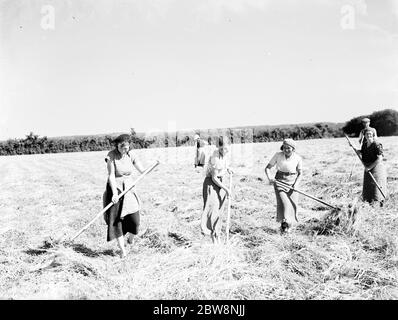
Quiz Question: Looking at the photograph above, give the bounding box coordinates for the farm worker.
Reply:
[358,118,377,146]
[103,134,146,258]
[194,134,207,168]
[355,129,387,204]
[201,136,233,244]
[207,136,217,155]
[265,138,303,234]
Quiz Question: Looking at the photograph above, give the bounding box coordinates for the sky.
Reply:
[0,0,397,140]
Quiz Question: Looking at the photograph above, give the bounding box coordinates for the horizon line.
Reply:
[1,120,346,141]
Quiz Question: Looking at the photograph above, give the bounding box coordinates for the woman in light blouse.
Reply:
[265,139,303,234]
[201,136,233,244]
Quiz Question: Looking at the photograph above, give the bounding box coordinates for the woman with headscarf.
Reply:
[103,134,146,258]
[201,136,233,244]
[356,129,387,204]
[265,138,303,234]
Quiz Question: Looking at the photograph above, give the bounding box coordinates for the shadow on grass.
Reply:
[230,224,278,236]
[24,248,48,256]
[69,243,117,257]
[260,226,279,235]
[168,232,192,247]
[24,243,117,258]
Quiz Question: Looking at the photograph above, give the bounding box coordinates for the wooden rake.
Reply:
[70,160,160,242]
[225,172,233,244]
[344,134,386,200]
[274,180,341,211]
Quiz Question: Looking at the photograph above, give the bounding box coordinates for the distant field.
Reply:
[0,137,397,299]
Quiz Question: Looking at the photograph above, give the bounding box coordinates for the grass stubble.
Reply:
[0,137,397,299]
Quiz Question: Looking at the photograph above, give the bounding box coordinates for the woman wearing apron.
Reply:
[103,134,146,258]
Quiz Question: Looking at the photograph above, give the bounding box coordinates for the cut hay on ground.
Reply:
[0,137,397,299]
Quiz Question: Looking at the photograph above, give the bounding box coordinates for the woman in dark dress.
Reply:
[194,134,207,168]
[103,134,145,258]
[356,129,387,204]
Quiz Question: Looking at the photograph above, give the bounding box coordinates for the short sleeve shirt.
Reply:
[268,152,302,173]
[105,149,137,178]
[205,149,230,178]
[196,139,207,148]
[361,141,383,164]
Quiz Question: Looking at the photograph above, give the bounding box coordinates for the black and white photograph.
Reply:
[0,0,397,305]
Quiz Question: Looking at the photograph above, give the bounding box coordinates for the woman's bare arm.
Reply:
[107,160,118,203]
[211,173,230,196]
[265,163,274,185]
[293,169,302,188]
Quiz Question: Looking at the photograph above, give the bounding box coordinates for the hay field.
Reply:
[0,137,397,300]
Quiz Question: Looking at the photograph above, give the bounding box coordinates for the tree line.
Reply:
[0,109,396,156]
[342,108,398,137]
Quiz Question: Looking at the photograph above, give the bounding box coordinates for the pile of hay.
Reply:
[306,199,360,236]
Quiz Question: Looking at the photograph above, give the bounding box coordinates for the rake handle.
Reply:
[274,180,340,211]
[226,172,233,244]
[70,160,160,242]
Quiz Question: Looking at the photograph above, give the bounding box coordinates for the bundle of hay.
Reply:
[139,228,173,253]
[309,198,360,236]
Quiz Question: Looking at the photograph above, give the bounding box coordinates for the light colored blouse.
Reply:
[104,149,141,215]
[205,149,230,178]
[268,152,302,173]
[105,149,138,190]
[105,149,137,177]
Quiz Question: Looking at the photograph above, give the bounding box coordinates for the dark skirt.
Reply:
[201,176,227,237]
[362,162,387,203]
[103,183,140,242]
[273,171,299,224]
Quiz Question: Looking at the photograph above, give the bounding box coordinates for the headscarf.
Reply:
[363,128,375,137]
[281,138,296,150]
